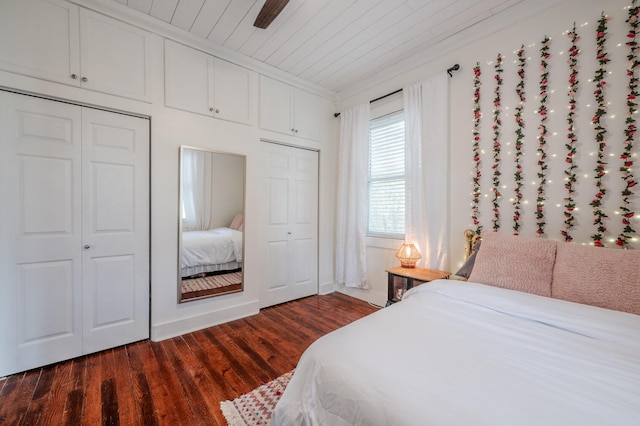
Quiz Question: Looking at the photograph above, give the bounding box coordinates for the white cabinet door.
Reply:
[294,88,324,141]
[0,0,80,86]
[81,108,149,354]
[260,142,318,308]
[259,75,294,135]
[0,92,83,377]
[0,91,150,377]
[79,9,152,102]
[165,40,252,125]
[165,40,211,115]
[213,58,252,125]
[259,76,327,141]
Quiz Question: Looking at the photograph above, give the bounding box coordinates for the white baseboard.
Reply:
[335,285,387,307]
[319,281,336,295]
[151,300,260,341]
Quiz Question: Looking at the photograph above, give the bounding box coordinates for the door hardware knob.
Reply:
[84,244,91,249]
[81,76,88,82]
[71,73,78,79]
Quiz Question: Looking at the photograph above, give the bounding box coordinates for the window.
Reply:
[368,110,405,237]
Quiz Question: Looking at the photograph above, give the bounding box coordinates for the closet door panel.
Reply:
[260,142,318,308]
[0,92,82,377]
[82,108,149,354]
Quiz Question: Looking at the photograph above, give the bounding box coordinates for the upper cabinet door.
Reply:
[294,88,325,142]
[259,75,294,135]
[79,10,152,102]
[164,40,252,125]
[213,58,252,125]
[0,0,80,86]
[165,40,211,115]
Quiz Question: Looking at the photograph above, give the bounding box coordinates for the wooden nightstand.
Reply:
[385,266,450,306]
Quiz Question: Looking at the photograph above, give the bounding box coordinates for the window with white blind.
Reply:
[368,110,405,237]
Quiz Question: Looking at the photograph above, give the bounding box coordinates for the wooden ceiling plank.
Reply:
[171,0,206,31]
[149,0,179,23]
[189,0,233,38]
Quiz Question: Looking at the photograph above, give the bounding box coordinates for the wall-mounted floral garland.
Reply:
[536,37,551,236]
[471,63,483,237]
[590,13,609,247]
[617,1,639,247]
[513,46,526,235]
[491,54,504,231]
[563,24,580,242]
[469,7,639,247]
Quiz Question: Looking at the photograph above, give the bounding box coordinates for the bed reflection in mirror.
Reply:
[179,146,245,302]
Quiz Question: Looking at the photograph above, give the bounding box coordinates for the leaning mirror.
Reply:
[178,145,245,302]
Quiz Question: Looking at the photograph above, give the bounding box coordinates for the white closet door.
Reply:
[81,108,149,354]
[0,92,83,377]
[261,142,318,308]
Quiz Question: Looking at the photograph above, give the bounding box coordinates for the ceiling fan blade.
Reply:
[253,0,290,29]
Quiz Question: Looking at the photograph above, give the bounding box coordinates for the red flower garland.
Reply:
[617,1,639,247]
[471,62,483,237]
[590,13,610,247]
[536,37,551,236]
[563,24,580,242]
[492,54,504,231]
[513,46,526,235]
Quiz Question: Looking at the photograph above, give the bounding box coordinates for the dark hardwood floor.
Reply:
[0,292,378,425]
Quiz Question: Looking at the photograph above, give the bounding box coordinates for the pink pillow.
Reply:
[552,242,640,315]
[468,231,557,297]
[229,214,243,230]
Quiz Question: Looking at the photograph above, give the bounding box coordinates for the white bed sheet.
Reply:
[181,227,243,274]
[273,281,640,426]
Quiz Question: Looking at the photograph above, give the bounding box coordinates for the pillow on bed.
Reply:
[229,214,243,230]
[552,242,640,315]
[455,239,481,278]
[468,231,557,297]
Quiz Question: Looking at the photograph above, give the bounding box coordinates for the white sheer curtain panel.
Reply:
[403,73,449,270]
[335,103,370,289]
[181,149,213,231]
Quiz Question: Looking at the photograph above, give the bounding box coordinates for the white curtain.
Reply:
[181,149,213,231]
[403,73,449,270]
[335,103,370,288]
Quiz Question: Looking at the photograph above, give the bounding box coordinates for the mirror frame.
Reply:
[178,145,246,303]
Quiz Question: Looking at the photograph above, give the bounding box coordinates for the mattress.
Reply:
[272,281,640,425]
[181,227,243,277]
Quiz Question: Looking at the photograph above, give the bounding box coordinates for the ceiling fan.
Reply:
[253,0,290,29]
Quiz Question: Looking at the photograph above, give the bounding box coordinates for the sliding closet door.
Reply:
[81,109,149,353]
[0,92,83,376]
[260,142,318,308]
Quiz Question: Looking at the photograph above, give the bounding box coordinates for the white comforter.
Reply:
[272,281,640,425]
[181,227,243,269]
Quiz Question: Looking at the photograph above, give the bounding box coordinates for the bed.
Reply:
[181,227,243,278]
[272,231,640,425]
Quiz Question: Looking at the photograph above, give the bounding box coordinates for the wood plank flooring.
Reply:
[0,292,379,425]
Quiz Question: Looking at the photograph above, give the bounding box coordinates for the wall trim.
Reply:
[319,281,336,295]
[151,300,260,341]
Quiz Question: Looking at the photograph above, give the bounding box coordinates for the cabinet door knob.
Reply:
[291,128,295,132]
[209,107,214,112]
[71,73,78,79]
[83,244,91,249]
[215,109,220,114]
[81,76,88,83]
[287,231,292,235]
[294,129,299,133]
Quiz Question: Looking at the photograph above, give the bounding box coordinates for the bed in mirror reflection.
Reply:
[178,145,246,302]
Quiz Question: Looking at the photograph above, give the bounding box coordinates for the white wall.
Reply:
[0,2,338,341]
[338,0,637,303]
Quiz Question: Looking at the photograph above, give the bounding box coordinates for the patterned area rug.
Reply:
[181,271,242,294]
[220,370,294,426]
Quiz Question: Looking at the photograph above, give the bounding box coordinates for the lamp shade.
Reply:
[395,243,421,268]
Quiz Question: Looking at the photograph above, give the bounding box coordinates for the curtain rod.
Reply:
[333,64,460,118]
